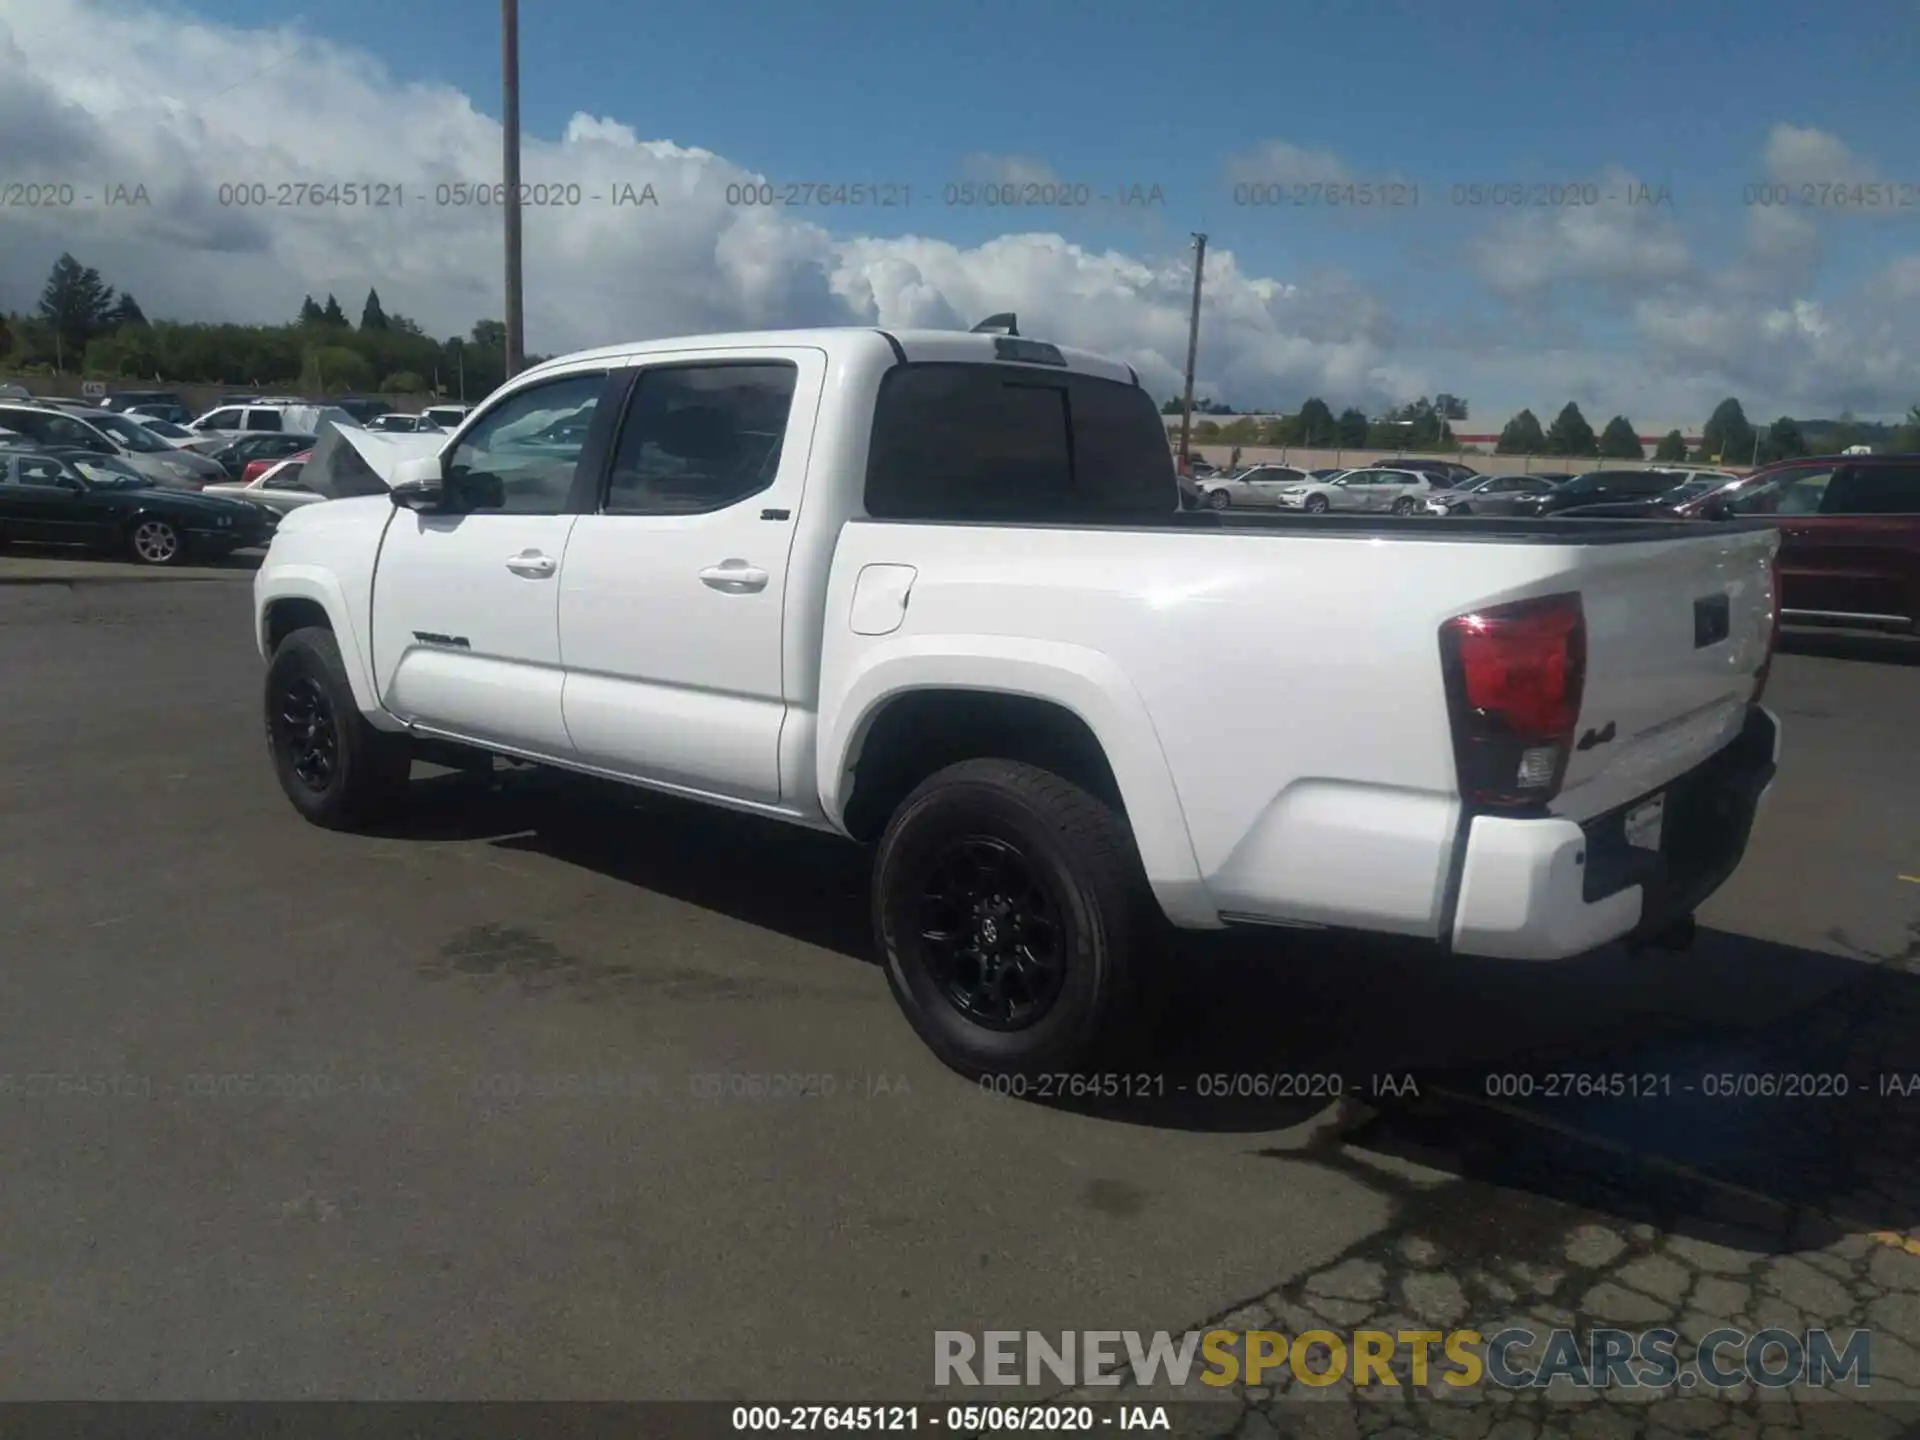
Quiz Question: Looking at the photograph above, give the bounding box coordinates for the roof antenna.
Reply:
[970,313,1018,336]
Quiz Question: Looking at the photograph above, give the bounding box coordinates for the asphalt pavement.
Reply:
[0,575,1915,1436]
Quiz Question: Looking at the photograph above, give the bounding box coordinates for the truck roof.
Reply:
[518,327,1140,389]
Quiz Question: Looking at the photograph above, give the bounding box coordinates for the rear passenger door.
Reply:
[556,348,826,805]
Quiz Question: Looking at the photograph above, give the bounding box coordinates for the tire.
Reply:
[264,626,412,829]
[873,758,1147,1079]
[127,517,184,566]
[1208,488,1232,511]
[1391,496,1417,515]
[1303,493,1330,513]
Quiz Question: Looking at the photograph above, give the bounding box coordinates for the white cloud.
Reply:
[1762,124,1878,188]
[1469,167,1694,298]
[0,1,1413,412]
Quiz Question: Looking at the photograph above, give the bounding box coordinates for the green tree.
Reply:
[1758,416,1807,465]
[360,288,390,332]
[1598,415,1642,459]
[1335,407,1369,448]
[1295,396,1337,446]
[470,318,506,349]
[1496,408,1547,454]
[1701,398,1754,464]
[298,295,325,325]
[1160,396,1183,415]
[1895,405,1920,453]
[38,253,117,360]
[1192,420,1221,440]
[1653,429,1688,462]
[321,294,349,327]
[0,316,13,360]
[105,293,147,328]
[300,344,374,393]
[1543,402,1599,457]
[381,370,428,394]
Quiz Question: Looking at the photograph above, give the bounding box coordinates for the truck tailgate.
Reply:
[1551,523,1778,819]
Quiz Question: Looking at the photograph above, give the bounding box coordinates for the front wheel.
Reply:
[128,518,183,566]
[873,759,1147,1079]
[265,627,412,829]
[1208,488,1232,511]
[1303,493,1330,513]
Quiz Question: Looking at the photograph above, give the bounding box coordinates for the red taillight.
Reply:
[242,459,271,484]
[1439,593,1587,808]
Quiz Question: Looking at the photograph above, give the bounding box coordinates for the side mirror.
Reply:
[390,455,445,510]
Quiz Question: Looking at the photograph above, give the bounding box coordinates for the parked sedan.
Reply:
[207,432,320,482]
[1272,467,1443,514]
[1427,472,1563,516]
[0,447,275,564]
[201,455,320,516]
[1196,463,1315,509]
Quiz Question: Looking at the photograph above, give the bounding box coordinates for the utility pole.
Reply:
[501,0,525,379]
[1177,232,1207,474]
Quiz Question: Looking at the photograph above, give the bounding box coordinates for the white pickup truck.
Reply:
[252,321,1783,1077]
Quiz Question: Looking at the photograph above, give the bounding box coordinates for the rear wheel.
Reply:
[265,627,411,829]
[873,759,1147,1079]
[1391,496,1417,515]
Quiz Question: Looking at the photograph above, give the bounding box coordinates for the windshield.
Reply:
[90,413,171,452]
[140,419,190,438]
[69,456,152,487]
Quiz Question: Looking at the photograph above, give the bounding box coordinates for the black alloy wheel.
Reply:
[273,672,338,794]
[914,835,1068,1031]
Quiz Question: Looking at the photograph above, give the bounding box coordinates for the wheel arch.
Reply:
[258,570,391,725]
[821,642,1217,927]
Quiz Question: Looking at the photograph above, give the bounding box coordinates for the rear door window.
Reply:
[865,363,1174,521]
[1820,464,1920,515]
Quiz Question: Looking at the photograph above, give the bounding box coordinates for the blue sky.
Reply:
[6,0,1920,421]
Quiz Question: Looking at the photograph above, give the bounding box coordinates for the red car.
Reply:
[1697,454,1920,634]
[1561,454,1920,634]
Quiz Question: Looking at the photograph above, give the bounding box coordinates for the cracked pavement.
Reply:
[0,583,1915,1431]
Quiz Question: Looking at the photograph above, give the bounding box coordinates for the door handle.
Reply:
[505,551,557,578]
[699,561,769,593]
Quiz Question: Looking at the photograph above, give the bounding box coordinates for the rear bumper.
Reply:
[1449,705,1779,960]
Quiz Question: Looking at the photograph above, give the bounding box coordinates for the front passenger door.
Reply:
[369,370,615,756]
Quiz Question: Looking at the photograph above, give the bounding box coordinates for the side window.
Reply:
[18,457,68,485]
[1727,466,1834,516]
[245,410,282,432]
[204,409,241,429]
[1821,465,1920,515]
[46,415,99,446]
[1,410,49,440]
[604,363,798,516]
[445,372,607,515]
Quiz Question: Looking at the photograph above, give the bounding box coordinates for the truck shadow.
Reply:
[1778,628,1920,666]
[386,764,1920,1255]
